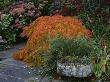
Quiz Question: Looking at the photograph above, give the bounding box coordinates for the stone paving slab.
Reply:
[0,43,25,59]
[0,64,34,79]
[26,77,65,82]
[0,43,30,82]
[0,73,24,82]
[1,58,26,67]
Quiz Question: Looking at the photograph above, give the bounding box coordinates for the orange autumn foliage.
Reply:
[13,15,92,64]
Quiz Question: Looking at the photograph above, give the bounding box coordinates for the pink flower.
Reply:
[10,7,25,15]
[27,11,35,17]
[15,23,22,28]
[15,18,19,23]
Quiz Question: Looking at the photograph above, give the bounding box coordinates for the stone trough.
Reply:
[57,62,93,77]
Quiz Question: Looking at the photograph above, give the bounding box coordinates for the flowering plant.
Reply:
[8,1,41,29]
[0,1,41,43]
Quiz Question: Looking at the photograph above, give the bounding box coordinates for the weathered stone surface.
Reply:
[26,77,65,82]
[57,62,93,77]
[0,73,24,82]
[0,43,25,58]
[1,58,26,67]
[0,64,34,79]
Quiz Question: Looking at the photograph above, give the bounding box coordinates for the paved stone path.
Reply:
[0,43,63,82]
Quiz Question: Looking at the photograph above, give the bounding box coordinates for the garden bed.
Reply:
[0,0,110,81]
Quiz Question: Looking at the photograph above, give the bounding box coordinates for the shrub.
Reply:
[0,15,16,44]
[0,0,11,10]
[40,36,106,78]
[78,12,110,50]
[8,1,41,30]
[0,1,41,44]
[38,0,52,15]
[36,0,84,16]
[12,15,92,66]
[83,0,110,24]
[49,0,84,16]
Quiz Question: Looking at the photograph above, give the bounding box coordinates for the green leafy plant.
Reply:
[0,0,11,9]
[0,15,16,44]
[78,12,110,49]
[92,57,106,78]
[39,35,106,79]
[78,5,110,79]
[78,0,110,42]
[38,0,52,15]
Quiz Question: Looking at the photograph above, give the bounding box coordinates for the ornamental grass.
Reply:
[13,15,92,66]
